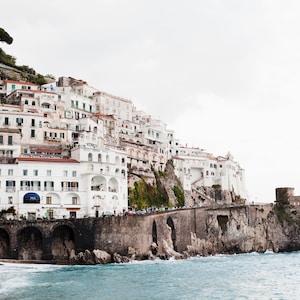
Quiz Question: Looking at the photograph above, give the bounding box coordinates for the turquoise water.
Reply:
[1,252,300,300]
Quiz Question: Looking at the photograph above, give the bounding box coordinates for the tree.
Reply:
[0,28,13,44]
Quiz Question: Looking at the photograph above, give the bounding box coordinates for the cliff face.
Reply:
[186,203,300,256]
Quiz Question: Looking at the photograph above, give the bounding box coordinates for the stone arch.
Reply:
[45,192,60,205]
[51,225,75,260]
[167,216,177,251]
[91,175,107,191]
[64,193,80,205]
[17,227,43,260]
[0,228,10,258]
[108,177,118,193]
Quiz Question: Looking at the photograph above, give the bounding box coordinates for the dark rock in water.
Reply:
[150,242,158,255]
[83,249,96,265]
[112,252,130,263]
[159,254,170,260]
[69,249,95,265]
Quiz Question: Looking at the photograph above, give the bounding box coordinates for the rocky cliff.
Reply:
[187,201,300,257]
[68,200,300,265]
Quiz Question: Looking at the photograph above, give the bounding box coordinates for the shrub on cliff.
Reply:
[128,178,169,209]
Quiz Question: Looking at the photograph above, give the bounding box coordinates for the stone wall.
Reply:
[0,202,300,263]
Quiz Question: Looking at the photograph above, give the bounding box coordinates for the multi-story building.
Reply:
[173,147,247,205]
[0,146,127,220]
[0,75,248,219]
[0,78,128,220]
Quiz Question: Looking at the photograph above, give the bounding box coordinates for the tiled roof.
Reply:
[30,148,64,153]
[4,79,39,86]
[17,157,79,163]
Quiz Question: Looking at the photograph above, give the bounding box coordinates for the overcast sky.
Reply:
[2,0,300,203]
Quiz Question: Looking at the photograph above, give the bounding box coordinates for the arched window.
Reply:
[88,153,92,162]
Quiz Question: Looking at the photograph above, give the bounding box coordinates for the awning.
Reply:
[23,192,40,204]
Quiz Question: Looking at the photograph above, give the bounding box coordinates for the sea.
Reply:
[1,251,299,300]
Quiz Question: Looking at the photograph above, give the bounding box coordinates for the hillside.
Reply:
[0,48,54,85]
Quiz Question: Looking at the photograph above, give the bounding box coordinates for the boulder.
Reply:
[112,252,130,263]
[93,249,112,264]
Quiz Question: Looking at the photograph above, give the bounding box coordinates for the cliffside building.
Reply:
[0,76,248,220]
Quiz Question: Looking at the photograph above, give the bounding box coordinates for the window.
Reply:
[31,119,35,127]
[72,197,78,205]
[46,196,52,205]
[47,170,52,176]
[32,101,36,106]
[63,170,68,177]
[23,169,28,176]
[12,84,16,91]
[88,153,92,162]
[6,180,15,192]
[8,136,12,145]
[0,136,3,144]
[33,170,38,176]
[72,171,77,177]
[31,129,35,137]
[60,133,65,139]
[8,169,13,176]
[8,196,13,204]
[16,118,23,126]
[4,117,9,125]
[44,181,54,191]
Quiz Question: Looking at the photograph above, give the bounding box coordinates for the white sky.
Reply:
[2,0,300,203]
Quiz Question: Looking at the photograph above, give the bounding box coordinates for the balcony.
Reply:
[61,187,79,192]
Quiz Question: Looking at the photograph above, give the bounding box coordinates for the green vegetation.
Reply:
[128,160,185,209]
[274,188,295,224]
[128,178,169,209]
[0,27,48,85]
[173,185,184,207]
[0,27,13,45]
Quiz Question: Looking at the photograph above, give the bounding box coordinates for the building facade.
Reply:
[0,75,248,220]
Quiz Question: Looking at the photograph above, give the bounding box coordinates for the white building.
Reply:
[0,75,248,219]
[173,147,247,202]
[0,145,127,220]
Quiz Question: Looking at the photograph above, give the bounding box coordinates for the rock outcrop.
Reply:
[186,202,300,256]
